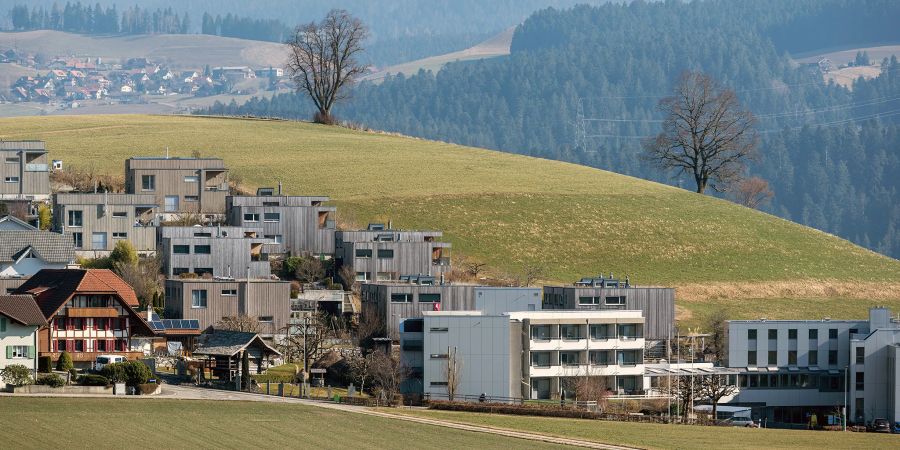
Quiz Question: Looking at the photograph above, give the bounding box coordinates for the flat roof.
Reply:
[508,310,643,320]
[728,319,865,324]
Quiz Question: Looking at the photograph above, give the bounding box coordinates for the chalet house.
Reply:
[0,140,50,200]
[225,192,336,257]
[0,225,75,277]
[335,224,451,283]
[164,278,290,337]
[125,157,229,217]
[157,226,273,278]
[0,294,45,374]
[13,269,155,368]
[53,193,159,255]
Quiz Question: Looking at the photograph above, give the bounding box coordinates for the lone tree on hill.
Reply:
[643,71,758,194]
[286,9,368,124]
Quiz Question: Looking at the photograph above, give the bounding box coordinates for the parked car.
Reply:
[723,417,758,428]
[95,355,126,371]
[871,418,891,433]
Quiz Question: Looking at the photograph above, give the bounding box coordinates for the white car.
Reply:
[724,417,758,427]
[95,355,126,371]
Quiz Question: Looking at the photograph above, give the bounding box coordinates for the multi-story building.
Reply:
[726,307,900,427]
[125,157,228,216]
[157,226,273,278]
[362,279,541,339]
[53,193,159,255]
[401,310,646,400]
[0,141,49,200]
[335,224,451,283]
[543,276,675,350]
[226,193,336,256]
[164,278,291,337]
[0,294,46,374]
[0,224,75,277]
[13,269,155,368]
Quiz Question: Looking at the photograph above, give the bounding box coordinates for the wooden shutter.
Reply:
[5,346,12,358]
[27,346,34,358]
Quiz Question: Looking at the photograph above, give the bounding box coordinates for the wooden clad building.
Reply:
[335,225,451,283]
[53,193,158,254]
[125,157,228,216]
[157,226,272,278]
[0,141,50,200]
[226,194,336,256]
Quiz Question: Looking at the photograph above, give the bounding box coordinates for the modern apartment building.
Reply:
[125,157,228,216]
[164,278,291,337]
[726,307,900,427]
[335,224,451,283]
[401,310,645,400]
[226,194,336,256]
[157,226,273,278]
[0,141,50,200]
[53,193,159,255]
[543,276,675,346]
[361,279,541,339]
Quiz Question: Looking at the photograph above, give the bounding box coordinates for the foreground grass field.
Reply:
[0,398,563,449]
[384,408,898,450]
[2,114,898,324]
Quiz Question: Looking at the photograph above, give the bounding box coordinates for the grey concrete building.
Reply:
[125,157,228,216]
[401,310,646,400]
[335,224,451,283]
[0,141,49,200]
[53,193,159,255]
[226,194,336,256]
[157,226,273,278]
[361,279,541,339]
[165,278,291,337]
[726,308,900,427]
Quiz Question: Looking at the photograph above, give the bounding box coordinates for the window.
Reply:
[5,156,18,163]
[619,323,639,339]
[590,324,614,340]
[221,289,238,296]
[9,345,30,358]
[531,325,551,340]
[96,319,107,331]
[173,267,189,276]
[74,340,84,352]
[828,350,838,365]
[263,212,280,223]
[112,211,127,218]
[430,353,449,359]
[194,245,211,254]
[112,232,127,239]
[809,329,818,340]
[390,293,412,303]
[430,381,448,387]
[788,329,797,340]
[808,350,818,366]
[4,176,19,183]
[191,290,208,308]
[355,272,368,282]
[263,201,280,207]
[164,195,179,212]
[141,175,155,190]
[244,213,260,222]
[195,268,213,276]
[67,210,83,227]
[618,350,640,366]
[747,350,757,366]
[184,195,199,202]
[531,352,551,367]
[578,296,600,305]
[855,372,864,391]
[376,272,392,281]
[73,232,83,249]
[355,249,372,258]
[259,316,273,323]
[184,175,199,183]
[829,328,838,339]
[748,329,757,340]
[768,329,778,340]
[855,347,865,364]
[849,328,858,335]
[590,351,610,365]
[91,232,107,250]
[265,235,283,244]
[768,350,777,365]
[419,293,441,303]
[377,249,394,259]
[605,296,626,306]
[429,327,448,332]
[559,351,579,366]
[560,324,581,340]
[788,350,797,365]
[173,245,190,254]
[194,232,212,237]
[96,339,106,352]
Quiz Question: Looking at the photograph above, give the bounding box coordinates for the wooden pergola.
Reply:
[193,328,281,381]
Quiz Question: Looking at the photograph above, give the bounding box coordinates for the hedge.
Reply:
[251,373,295,384]
[428,401,604,419]
[101,361,151,386]
[78,374,110,386]
[137,382,159,395]
[35,374,65,388]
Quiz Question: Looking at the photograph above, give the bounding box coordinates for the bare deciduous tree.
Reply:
[445,346,462,401]
[698,374,738,420]
[643,71,758,194]
[217,315,261,333]
[277,311,334,370]
[293,256,326,284]
[730,176,774,209]
[521,264,544,287]
[365,349,409,406]
[286,9,368,124]
[703,310,728,365]
[114,255,162,310]
[573,376,609,412]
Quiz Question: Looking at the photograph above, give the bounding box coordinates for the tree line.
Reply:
[8,2,188,34]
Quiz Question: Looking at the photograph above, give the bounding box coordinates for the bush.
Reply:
[77,374,110,386]
[250,373,294,384]
[137,382,159,395]
[38,356,52,373]
[103,361,152,386]
[0,364,33,387]
[56,351,73,371]
[109,240,138,266]
[35,374,65,388]
[69,368,78,379]
[100,363,127,383]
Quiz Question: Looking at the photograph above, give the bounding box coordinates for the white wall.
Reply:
[0,258,66,277]
[0,317,39,375]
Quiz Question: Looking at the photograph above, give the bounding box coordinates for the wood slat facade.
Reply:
[336,230,451,282]
[158,226,272,278]
[53,193,158,253]
[125,157,228,215]
[226,195,336,256]
[164,279,291,336]
[0,141,49,200]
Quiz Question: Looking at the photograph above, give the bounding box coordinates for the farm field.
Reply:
[1,114,899,324]
[382,408,899,450]
[0,397,563,449]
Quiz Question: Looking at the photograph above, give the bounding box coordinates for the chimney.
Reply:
[277,181,282,195]
[146,305,153,321]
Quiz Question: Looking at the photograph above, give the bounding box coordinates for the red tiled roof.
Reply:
[78,269,139,306]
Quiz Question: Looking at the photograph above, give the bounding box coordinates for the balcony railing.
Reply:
[25,163,48,172]
[67,307,119,318]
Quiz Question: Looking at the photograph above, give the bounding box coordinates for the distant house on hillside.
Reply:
[0,226,75,277]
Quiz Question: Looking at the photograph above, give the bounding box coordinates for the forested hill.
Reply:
[202,0,900,259]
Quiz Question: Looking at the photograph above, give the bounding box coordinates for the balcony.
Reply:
[67,307,119,318]
[25,163,48,172]
[41,351,144,363]
[432,257,451,266]
[529,363,645,378]
[204,183,229,192]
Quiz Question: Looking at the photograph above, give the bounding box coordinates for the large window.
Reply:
[193,245,211,254]
[141,175,155,191]
[9,345,30,358]
[618,350,640,366]
[355,249,372,258]
[808,350,818,366]
[173,245,190,254]
[191,290,208,308]
[605,296,626,306]
[747,350,757,366]
[560,324,582,340]
[377,249,394,259]
[91,232,107,250]
[418,293,440,303]
[590,324,614,340]
[531,325,551,341]
[618,323,639,339]
[72,232,83,249]
[578,296,600,305]
[768,350,777,365]
[390,293,412,303]
[559,351,579,366]
[164,195,179,212]
[590,350,611,365]
[531,352,551,367]
[244,213,260,222]
[748,329,757,340]
[263,212,280,223]
[67,210,83,227]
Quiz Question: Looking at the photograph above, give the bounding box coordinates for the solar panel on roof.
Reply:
[150,321,164,330]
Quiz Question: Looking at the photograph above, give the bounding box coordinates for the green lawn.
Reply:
[2,114,898,321]
[383,408,898,450]
[0,397,564,449]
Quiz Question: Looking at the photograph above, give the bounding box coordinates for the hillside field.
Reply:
[2,114,899,326]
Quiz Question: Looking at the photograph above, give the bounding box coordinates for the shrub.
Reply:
[0,364,33,387]
[38,356,52,373]
[69,368,78,379]
[35,374,65,388]
[103,361,152,386]
[109,240,138,266]
[78,374,110,386]
[56,351,73,371]
[100,363,127,384]
[250,373,294,384]
[137,382,159,395]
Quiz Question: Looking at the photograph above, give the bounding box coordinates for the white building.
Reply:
[726,307,900,427]
[401,309,646,400]
[0,295,46,376]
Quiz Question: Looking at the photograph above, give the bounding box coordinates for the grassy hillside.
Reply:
[2,114,899,325]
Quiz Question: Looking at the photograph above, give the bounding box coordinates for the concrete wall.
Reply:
[728,320,865,369]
